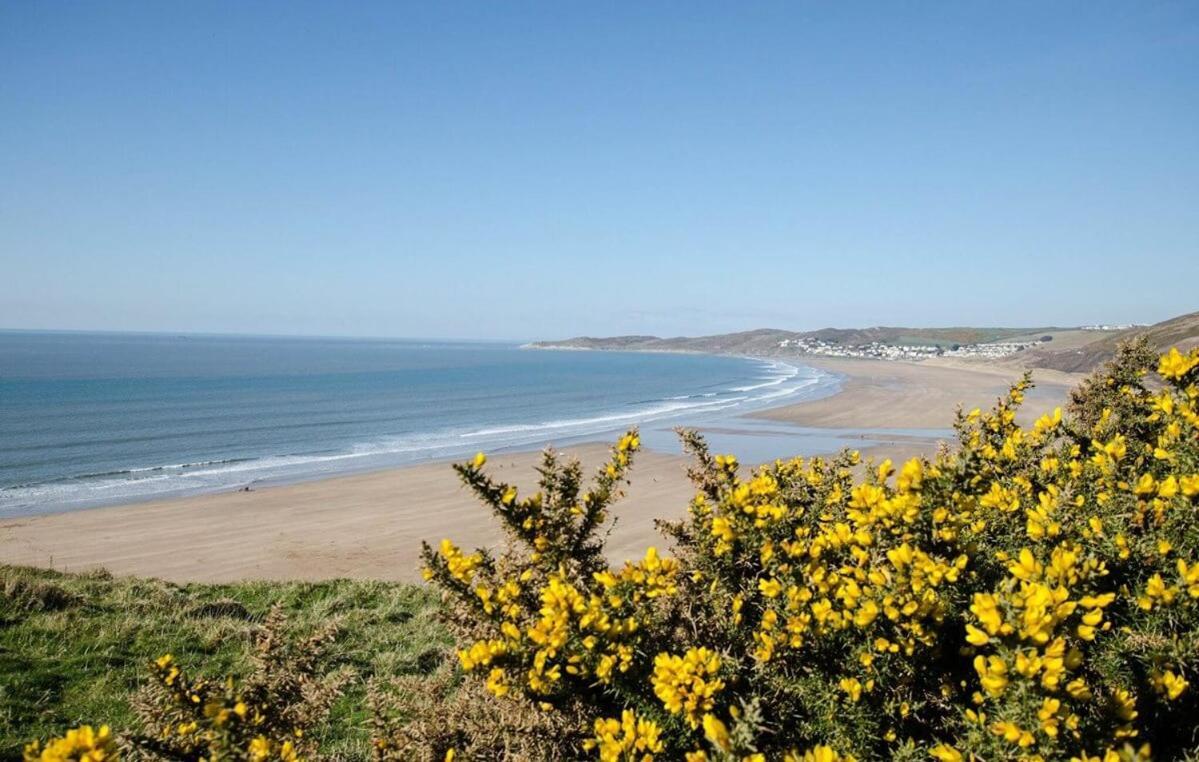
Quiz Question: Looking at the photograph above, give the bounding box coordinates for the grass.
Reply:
[0,564,449,759]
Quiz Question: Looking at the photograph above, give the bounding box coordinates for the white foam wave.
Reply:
[728,363,800,392]
[460,395,748,438]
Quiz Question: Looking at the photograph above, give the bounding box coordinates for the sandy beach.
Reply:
[0,357,1084,583]
[0,445,700,583]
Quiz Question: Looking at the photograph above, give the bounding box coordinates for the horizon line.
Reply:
[0,326,532,345]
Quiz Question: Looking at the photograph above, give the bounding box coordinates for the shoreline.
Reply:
[0,350,829,519]
[0,356,1083,583]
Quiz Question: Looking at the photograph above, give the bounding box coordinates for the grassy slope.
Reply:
[0,564,448,759]
[1023,311,1199,372]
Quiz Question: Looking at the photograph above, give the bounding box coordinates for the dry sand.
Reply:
[0,357,1085,584]
[0,446,699,584]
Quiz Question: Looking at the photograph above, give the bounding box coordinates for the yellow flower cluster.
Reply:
[595,546,680,602]
[454,565,645,695]
[582,710,664,761]
[650,647,725,727]
[424,433,681,712]
[1158,347,1199,381]
[24,725,118,762]
[697,445,969,713]
[427,538,483,584]
[247,736,299,762]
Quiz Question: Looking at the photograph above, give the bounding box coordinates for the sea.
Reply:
[0,331,841,517]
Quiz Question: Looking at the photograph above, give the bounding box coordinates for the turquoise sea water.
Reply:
[0,331,839,516]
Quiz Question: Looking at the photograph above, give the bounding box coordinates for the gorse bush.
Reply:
[24,342,1199,760]
[367,661,584,760]
[22,609,347,762]
[1,568,446,759]
[421,341,1199,761]
[125,607,348,761]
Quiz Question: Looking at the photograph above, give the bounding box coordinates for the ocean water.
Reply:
[0,331,838,516]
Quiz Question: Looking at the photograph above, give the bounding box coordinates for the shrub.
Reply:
[127,606,348,760]
[1,576,82,612]
[422,344,1199,760]
[368,660,584,760]
[19,608,348,761]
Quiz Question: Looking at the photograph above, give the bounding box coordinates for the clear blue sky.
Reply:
[1,2,1196,340]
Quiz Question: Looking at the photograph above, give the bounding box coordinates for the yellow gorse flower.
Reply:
[1158,347,1199,381]
[583,709,664,761]
[651,647,724,727]
[24,726,118,762]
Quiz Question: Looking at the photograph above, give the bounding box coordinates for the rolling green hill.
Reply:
[532,312,1198,372]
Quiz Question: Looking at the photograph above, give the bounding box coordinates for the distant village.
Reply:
[775,321,1148,362]
[776,336,1044,361]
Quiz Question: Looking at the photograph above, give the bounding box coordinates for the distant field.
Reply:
[884,329,1042,347]
[988,328,1111,350]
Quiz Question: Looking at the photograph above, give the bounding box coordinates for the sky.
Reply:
[1,2,1196,340]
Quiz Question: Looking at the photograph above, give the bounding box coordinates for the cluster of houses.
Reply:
[776,337,1042,361]
[1080,324,1141,331]
[942,342,1041,359]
